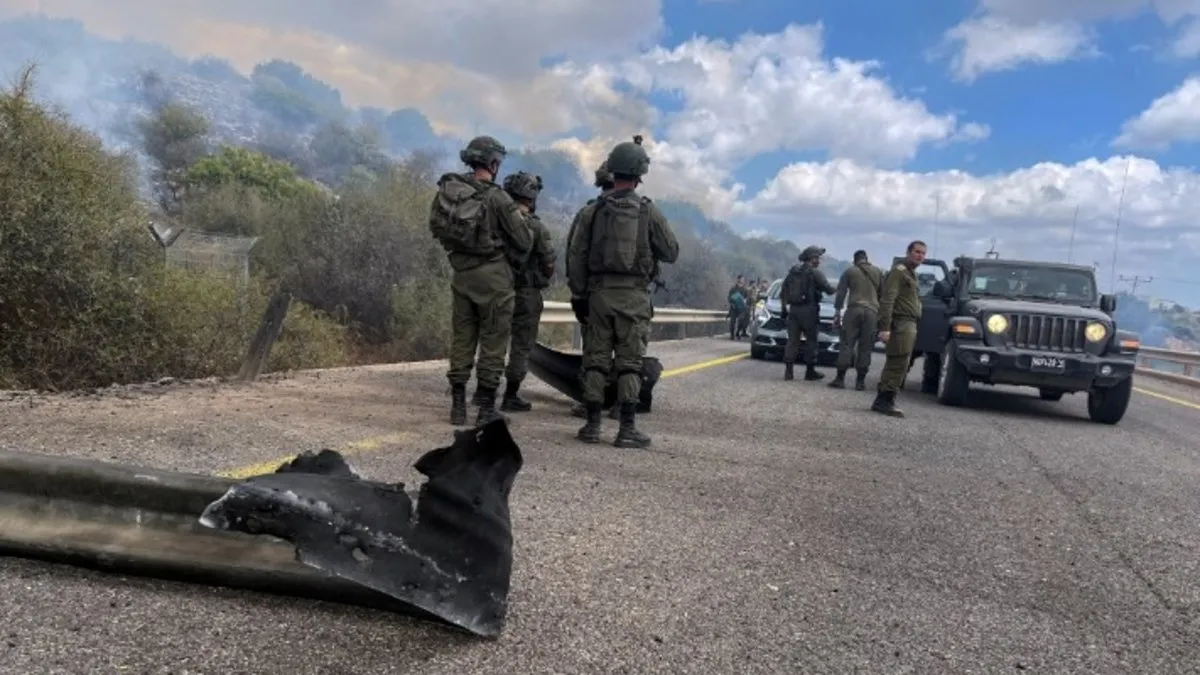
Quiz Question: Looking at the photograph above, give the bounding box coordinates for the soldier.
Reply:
[873,240,927,417]
[567,135,680,447]
[779,245,836,381]
[830,249,883,390]
[428,135,532,427]
[567,161,615,419]
[500,171,556,412]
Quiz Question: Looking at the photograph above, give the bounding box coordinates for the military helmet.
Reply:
[459,135,507,167]
[594,160,614,188]
[800,245,826,261]
[502,171,543,201]
[605,134,650,177]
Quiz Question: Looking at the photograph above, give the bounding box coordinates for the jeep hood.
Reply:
[963,298,1109,321]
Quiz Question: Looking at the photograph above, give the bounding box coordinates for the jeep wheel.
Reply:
[936,342,969,406]
[1038,389,1064,402]
[1087,377,1132,425]
[920,353,941,394]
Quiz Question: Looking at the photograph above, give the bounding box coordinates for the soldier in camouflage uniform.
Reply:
[567,161,615,419]
[873,240,927,417]
[428,136,532,427]
[500,171,557,412]
[568,136,680,448]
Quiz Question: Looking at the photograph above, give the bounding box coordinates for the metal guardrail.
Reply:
[1135,346,1199,387]
[540,301,728,324]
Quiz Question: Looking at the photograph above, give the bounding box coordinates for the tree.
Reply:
[136,102,210,213]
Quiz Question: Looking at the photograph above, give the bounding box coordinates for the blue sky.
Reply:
[2,0,1199,303]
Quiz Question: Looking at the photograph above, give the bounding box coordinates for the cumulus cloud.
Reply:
[3,1,1199,291]
[1113,76,1200,149]
[940,0,1200,80]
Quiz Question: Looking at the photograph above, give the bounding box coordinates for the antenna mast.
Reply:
[984,238,999,259]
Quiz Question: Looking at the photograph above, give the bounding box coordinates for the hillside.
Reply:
[0,14,830,308]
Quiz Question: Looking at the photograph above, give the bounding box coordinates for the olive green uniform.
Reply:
[431,136,533,427]
[780,260,836,379]
[568,177,679,445]
[875,262,922,414]
[505,212,555,388]
[832,262,884,385]
[443,190,531,391]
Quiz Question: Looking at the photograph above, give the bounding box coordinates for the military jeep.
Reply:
[904,256,1141,425]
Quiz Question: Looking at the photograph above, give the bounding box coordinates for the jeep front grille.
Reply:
[1005,313,1086,352]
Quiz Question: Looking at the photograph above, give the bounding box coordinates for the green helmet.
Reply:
[800,245,826,262]
[605,134,650,177]
[502,171,543,201]
[459,135,507,167]
[594,160,614,188]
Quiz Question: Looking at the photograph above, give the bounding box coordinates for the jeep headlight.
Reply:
[1084,322,1107,342]
[985,314,1008,334]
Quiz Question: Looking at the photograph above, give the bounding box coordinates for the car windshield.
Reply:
[767,279,782,299]
[966,264,1098,305]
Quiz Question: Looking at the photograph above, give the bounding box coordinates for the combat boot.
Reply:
[871,391,904,418]
[500,380,532,412]
[577,403,602,443]
[570,401,587,418]
[613,403,652,449]
[854,371,867,391]
[804,365,825,381]
[475,387,508,426]
[784,362,794,380]
[449,384,468,426]
[828,368,847,388]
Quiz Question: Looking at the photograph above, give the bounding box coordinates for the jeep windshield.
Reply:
[966,263,1098,306]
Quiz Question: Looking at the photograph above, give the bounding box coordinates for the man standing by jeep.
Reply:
[780,246,836,381]
[830,249,883,390]
[500,171,556,412]
[873,240,927,417]
[428,135,532,427]
[568,135,679,448]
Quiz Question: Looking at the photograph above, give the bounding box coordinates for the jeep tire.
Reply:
[920,353,941,394]
[1087,376,1132,425]
[936,342,970,407]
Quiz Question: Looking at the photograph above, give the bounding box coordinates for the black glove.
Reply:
[571,296,589,325]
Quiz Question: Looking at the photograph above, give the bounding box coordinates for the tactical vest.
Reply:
[586,192,654,281]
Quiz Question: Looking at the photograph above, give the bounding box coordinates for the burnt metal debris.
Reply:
[199,418,524,638]
[526,343,662,413]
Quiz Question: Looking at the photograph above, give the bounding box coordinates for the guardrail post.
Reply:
[1185,363,1194,377]
[238,292,292,382]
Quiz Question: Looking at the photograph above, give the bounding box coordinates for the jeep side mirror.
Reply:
[933,280,952,298]
[1100,294,1116,314]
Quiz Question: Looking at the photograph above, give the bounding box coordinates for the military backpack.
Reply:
[585,192,654,280]
[782,265,815,306]
[429,172,498,256]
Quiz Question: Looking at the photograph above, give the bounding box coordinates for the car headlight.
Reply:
[985,314,1008,334]
[1084,322,1107,342]
[754,305,769,323]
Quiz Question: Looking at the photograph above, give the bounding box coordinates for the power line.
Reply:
[1118,274,1153,296]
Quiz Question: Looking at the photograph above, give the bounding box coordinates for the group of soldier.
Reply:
[727,276,769,340]
[775,240,929,418]
[427,134,678,448]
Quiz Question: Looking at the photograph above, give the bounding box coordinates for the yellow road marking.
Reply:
[1133,386,1200,411]
[217,350,751,478]
[216,432,417,479]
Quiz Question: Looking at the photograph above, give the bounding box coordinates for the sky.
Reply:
[3,0,1200,305]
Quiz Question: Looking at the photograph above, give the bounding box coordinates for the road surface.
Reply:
[0,337,1197,673]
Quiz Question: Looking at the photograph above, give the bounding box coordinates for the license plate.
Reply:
[1030,355,1065,371]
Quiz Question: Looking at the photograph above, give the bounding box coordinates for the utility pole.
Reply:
[1110,157,1132,292]
[1118,274,1152,297]
[1067,204,1079,263]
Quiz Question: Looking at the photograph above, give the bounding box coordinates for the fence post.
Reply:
[238,292,292,382]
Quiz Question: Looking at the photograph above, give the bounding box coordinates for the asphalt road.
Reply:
[1,337,1198,674]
